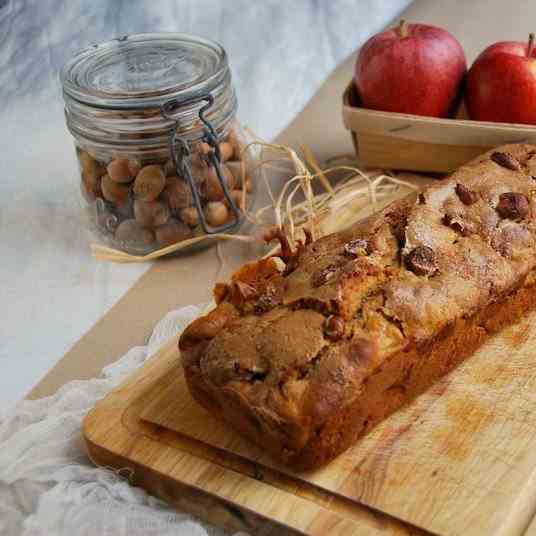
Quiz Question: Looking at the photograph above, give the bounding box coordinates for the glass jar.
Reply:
[60,33,255,255]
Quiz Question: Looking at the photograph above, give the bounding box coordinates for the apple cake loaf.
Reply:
[179,144,536,470]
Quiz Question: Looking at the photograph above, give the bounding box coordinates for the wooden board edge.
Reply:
[84,433,301,536]
[82,342,430,536]
[83,408,418,536]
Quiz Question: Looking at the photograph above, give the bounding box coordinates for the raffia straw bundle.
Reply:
[91,141,421,263]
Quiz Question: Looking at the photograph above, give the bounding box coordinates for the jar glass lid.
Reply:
[61,33,228,109]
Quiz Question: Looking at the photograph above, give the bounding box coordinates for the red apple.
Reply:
[466,34,536,125]
[354,20,466,118]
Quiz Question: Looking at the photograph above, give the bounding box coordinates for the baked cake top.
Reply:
[180,144,536,447]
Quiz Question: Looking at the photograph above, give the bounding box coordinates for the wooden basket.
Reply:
[342,81,536,173]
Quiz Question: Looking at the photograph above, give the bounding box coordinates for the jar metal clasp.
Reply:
[160,94,241,234]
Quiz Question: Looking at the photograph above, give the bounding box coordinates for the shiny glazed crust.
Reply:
[180,144,536,470]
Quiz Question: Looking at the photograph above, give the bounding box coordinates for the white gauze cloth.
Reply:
[0,304,244,536]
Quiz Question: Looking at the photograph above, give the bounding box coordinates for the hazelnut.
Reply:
[190,162,209,185]
[491,151,521,171]
[164,159,177,177]
[78,151,102,180]
[197,141,211,154]
[79,151,104,201]
[80,173,102,203]
[455,183,478,205]
[133,165,166,201]
[496,192,529,219]
[405,246,438,276]
[127,158,142,177]
[254,284,282,313]
[161,176,193,212]
[101,174,130,206]
[227,127,246,160]
[155,219,193,247]
[191,141,211,168]
[115,219,155,248]
[134,199,170,227]
[219,141,234,162]
[204,201,229,226]
[179,207,200,227]
[311,264,338,287]
[343,238,369,258]
[323,315,345,341]
[204,164,235,201]
[107,159,137,183]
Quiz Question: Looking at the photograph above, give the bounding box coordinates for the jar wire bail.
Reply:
[160,94,241,234]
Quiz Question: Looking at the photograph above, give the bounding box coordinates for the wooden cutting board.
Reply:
[84,309,536,536]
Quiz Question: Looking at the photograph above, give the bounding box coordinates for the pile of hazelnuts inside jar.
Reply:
[62,33,257,256]
[78,125,252,254]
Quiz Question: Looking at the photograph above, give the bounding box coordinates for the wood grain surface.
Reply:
[86,306,536,536]
[84,337,427,536]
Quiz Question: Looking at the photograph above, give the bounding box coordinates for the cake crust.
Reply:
[180,144,536,469]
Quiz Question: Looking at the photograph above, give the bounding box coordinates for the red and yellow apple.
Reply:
[466,34,536,125]
[354,20,467,118]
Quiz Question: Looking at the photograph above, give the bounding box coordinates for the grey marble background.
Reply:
[0,0,411,408]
